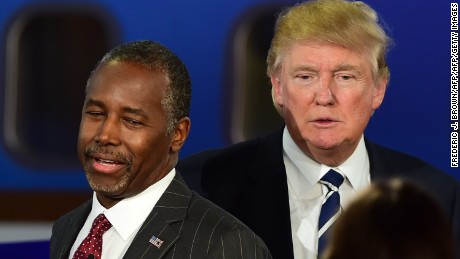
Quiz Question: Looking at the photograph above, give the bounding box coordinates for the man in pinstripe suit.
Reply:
[49,40,272,259]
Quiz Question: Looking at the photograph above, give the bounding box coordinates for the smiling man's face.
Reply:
[77,61,174,208]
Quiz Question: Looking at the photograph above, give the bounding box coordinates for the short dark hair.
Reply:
[87,40,192,133]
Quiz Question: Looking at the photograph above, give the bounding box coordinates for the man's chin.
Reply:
[306,138,342,151]
[90,183,120,194]
[87,175,127,195]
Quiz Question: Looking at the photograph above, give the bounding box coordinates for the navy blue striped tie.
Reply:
[317,169,344,255]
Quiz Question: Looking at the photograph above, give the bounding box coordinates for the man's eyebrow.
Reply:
[84,98,104,108]
[123,107,148,118]
[84,98,148,117]
[291,64,317,72]
[333,64,363,74]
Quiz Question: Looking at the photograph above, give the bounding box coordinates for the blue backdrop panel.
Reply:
[0,240,49,259]
[0,0,457,193]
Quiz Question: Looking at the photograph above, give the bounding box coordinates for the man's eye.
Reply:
[298,75,311,80]
[336,74,354,81]
[86,111,103,117]
[125,119,142,126]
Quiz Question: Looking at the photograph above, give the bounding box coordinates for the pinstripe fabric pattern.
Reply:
[50,172,272,259]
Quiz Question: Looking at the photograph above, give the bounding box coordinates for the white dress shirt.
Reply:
[282,128,370,259]
[68,168,176,259]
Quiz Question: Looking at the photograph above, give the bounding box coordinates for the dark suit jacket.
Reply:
[49,172,272,259]
[177,129,460,259]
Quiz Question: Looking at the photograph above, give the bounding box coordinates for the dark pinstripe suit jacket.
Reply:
[177,128,460,259]
[49,172,272,259]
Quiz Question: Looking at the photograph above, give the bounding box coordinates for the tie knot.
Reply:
[320,169,344,189]
[91,214,112,237]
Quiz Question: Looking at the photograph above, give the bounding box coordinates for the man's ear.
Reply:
[271,75,284,107]
[372,77,388,110]
[170,117,191,153]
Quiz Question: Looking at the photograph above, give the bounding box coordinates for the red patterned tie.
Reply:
[73,214,112,259]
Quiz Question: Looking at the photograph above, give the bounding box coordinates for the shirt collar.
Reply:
[283,128,320,191]
[90,168,176,241]
[283,127,369,190]
[335,136,369,190]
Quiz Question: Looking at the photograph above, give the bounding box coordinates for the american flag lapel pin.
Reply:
[149,235,164,249]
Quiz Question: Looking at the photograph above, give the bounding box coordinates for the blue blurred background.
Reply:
[0,0,458,257]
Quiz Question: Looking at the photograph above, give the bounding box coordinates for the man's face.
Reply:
[272,41,386,165]
[78,61,174,206]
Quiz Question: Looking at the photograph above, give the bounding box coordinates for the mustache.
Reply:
[84,146,133,165]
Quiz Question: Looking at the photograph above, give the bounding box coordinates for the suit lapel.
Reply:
[365,138,392,181]
[245,128,294,259]
[57,200,92,259]
[249,128,286,182]
[123,173,191,259]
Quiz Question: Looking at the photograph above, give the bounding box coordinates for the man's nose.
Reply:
[314,77,335,106]
[95,115,121,146]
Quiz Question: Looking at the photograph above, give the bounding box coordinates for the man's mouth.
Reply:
[96,158,123,165]
[315,117,336,123]
[312,118,338,127]
[91,157,126,174]
[84,146,132,174]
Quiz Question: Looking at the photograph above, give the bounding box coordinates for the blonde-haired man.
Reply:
[179,1,460,258]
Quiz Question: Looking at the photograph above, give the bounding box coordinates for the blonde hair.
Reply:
[267,0,391,80]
